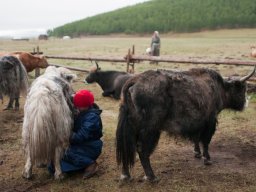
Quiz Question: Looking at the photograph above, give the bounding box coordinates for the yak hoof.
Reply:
[194,152,202,159]
[143,175,160,183]
[3,107,13,111]
[54,173,66,180]
[102,92,108,97]
[22,170,32,180]
[203,158,212,165]
[118,174,133,186]
[120,174,132,182]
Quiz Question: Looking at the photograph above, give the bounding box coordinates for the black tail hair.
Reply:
[116,78,138,170]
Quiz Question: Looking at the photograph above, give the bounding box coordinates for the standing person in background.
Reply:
[151,31,161,56]
[48,89,103,179]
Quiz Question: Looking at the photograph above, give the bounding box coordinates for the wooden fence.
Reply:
[32,45,256,74]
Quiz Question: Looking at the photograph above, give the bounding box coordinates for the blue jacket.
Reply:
[51,104,103,173]
[70,105,103,145]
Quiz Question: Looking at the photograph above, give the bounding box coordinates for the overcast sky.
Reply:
[0,0,149,37]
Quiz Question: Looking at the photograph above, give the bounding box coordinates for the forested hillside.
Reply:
[48,0,256,37]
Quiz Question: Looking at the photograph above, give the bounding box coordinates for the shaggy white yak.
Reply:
[22,66,77,180]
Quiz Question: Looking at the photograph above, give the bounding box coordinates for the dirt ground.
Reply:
[0,68,256,192]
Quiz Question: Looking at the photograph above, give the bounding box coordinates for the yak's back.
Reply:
[124,68,225,124]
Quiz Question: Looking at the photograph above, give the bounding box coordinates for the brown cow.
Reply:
[0,52,48,72]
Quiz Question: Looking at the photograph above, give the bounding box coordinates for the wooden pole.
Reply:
[126,49,131,72]
[130,55,256,66]
[45,55,256,67]
[35,46,40,78]
[131,45,135,73]
[46,55,126,63]
[49,63,89,72]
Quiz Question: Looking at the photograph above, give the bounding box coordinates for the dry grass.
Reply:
[0,29,256,192]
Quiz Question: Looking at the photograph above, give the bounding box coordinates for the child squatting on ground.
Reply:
[49,89,103,179]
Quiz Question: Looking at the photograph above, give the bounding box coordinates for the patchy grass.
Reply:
[0,29,256,192]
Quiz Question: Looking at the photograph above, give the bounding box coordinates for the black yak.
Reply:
[116,67,255,182]
[85,63,133,99]
[0,56,28,110]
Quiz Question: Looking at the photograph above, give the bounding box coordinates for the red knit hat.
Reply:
[73,89,94,108]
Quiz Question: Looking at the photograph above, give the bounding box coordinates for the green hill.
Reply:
[48,0,256,37]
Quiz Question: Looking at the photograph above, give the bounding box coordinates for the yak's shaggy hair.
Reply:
[0,56,28,110]
[116,67,255,182]
[22,66,76,180]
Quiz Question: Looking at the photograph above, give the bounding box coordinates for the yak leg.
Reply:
[102,90,113,97]
[193,136,202,158]
[14,97,19,110]
[201,119,216,165]
[113,92,120,100]
[120,166,132,182]
[4,97,14,110]
[202,144,211,165]
[22,147,33,179]
[0,93,3,103]
[4,90,19,110]
[54,147,65,180]
[137,129,160,182]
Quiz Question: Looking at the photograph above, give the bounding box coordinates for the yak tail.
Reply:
[22,86,72,165]
[116,77,138,170]
[19,61,29,96]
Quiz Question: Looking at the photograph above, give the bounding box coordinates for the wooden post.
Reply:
[131,45,135,73]
[125,46,136,73]
[126,49,131,72]
[35,46,40,78]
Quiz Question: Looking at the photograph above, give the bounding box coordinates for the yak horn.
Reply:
[95,61,99,69]
[240,65,256,82]
[95,61,101,71]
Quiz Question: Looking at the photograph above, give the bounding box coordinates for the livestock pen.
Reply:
[1,29,256,191]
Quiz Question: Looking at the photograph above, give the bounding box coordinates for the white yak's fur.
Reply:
[22,66,76,179]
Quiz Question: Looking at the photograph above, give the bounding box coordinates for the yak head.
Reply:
[44,66,77,84]
[38,55,49,68]
[224,66,255,111]
[85,62,101,84]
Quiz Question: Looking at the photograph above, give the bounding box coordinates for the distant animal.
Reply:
[116,67,255,182]
[0,56,28,110]
[63,36,71,40]
[22,66,76,180]
[85,63,133,99]
[38,34,48,40]
[251,46,256,58]
[146,47,151,55]
[0,52,48,72]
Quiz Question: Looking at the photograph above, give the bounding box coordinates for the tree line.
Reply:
[48,0,256,37]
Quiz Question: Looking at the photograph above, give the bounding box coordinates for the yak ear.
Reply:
[64,74,77,83]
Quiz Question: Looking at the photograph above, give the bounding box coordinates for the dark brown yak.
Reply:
[116,67,255,182]
[0,56,28,110]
